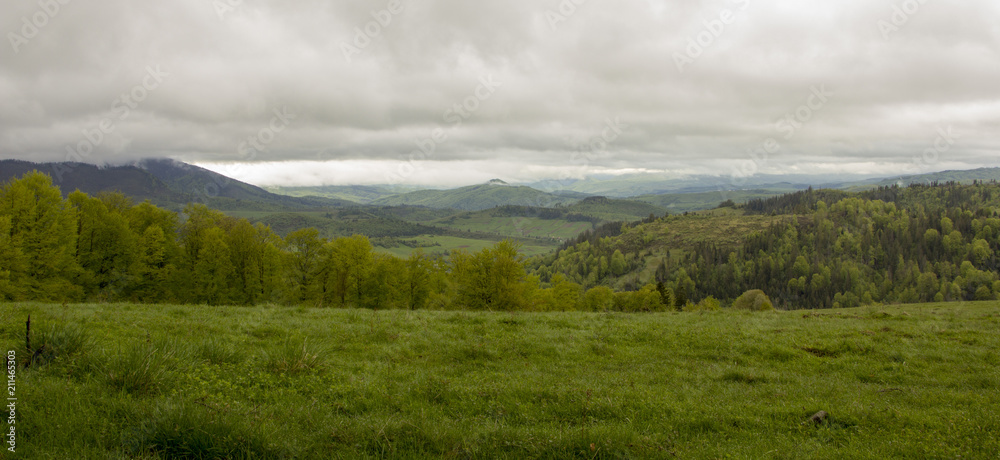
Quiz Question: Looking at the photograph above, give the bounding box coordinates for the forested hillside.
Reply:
[533,182,1000,308]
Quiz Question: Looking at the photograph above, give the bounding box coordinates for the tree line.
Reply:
[0,171,687,311]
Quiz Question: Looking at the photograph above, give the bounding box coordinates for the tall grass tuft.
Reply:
[262,337,325,374]
[104,341,176,395]
[30,322,91,366]
[196,336,246,366]
[123,401,284,459]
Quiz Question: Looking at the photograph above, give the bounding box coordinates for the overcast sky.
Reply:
[2,0,999,186]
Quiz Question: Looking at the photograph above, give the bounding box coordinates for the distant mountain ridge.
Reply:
[263,184,404,204]
[0,159,353,211]
[843,167,1000,190]
[6,158,999,216]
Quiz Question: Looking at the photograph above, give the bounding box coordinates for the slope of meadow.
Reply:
[6,301,999,458]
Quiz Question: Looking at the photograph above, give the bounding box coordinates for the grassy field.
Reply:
[375,235,556,258]
[224,210,566,257]
[4,301,999,458]
[429,215,594,241]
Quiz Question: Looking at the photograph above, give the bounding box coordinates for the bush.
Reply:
[685,296,722,312]
[732,290,774,311]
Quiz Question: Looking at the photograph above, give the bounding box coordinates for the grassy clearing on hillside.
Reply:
[4,302,999,458]
[631,190,795,213]
[375,235,555,258]
[430,215,593,241]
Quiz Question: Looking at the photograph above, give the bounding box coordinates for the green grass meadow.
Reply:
[3,302,999,458]
[429,215,594,241]
[375,235,556,258]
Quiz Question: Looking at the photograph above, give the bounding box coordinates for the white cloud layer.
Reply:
[2,0,999,185]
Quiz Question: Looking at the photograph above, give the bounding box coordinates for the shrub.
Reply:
[732,290,774,311]
[685,296,722,312]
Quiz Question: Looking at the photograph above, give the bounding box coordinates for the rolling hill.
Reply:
[263,184,417,204]
[531,181,1000,309]
[371,179,581,211]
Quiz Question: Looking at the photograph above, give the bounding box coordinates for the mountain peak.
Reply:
[487,179,509,185]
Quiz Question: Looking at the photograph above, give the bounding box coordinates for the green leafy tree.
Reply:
[539,273,582,311]
[452,240,532,311]
[128,225,174,302]
[363,253,407,309]
[319,235,374,307]
[124,201,180,302]
[0,171,81,300]
[0,216,20,299]
[69,191,138,299]
[582,286,614,311]
[284,228,324,304]
[610,250,627,276]
[224,219,282,305]
[192,226,235,305]
[405,250,433,310]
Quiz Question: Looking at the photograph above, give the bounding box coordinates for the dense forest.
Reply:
[532,182,1000,309]
[3,170,999,311]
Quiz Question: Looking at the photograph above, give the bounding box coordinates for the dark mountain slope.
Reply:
[0,159,354,211]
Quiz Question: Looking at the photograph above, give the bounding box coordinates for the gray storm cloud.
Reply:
[2,0,999,185]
